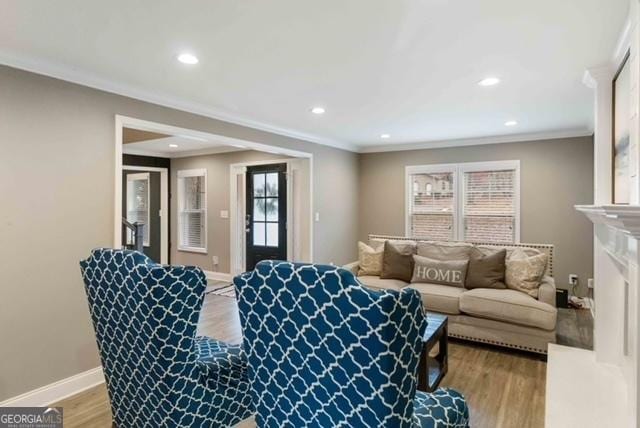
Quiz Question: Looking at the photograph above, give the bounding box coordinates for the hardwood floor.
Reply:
[53,294,587,428]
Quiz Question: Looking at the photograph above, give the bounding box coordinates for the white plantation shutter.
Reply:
[406,161,519,243]
[463,169,516,243]
[409,171,455,240]
[178,170,207,252]
[126,173,150,246]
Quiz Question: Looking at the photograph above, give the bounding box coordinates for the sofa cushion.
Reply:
[381,240,415,282]
[417,241,473,261]
[406,283,465,315]
[357,275,408,291]
[459,288,557,331]
[465,248,506,290]
[411,254,468,288]
[357,241,383,276]
[505,248,547,298]
[370,238,416,252]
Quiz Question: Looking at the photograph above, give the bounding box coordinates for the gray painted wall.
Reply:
[358,136,595,294]
[170,150,287,272]
[0,65,359,401]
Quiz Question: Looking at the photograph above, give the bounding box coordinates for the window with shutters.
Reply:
[126,172,150,246]
[406,161,519,243]
[178,169,207,253]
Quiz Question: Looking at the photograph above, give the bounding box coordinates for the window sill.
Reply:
[178,246,207,254]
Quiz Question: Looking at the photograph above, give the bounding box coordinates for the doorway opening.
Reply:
[114,115,313,279]
[229,158,312,275]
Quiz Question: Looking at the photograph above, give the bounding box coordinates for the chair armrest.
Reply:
[342,261,360,276]
[195,336,248,385]
[538,276,556,307]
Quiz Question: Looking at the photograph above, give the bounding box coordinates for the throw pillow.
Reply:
[357,241,383,276]
[380,240,415,282]
[505,248,547,297]
[465,247,507,290]
[411,254,469,287]
[417,241,473,261]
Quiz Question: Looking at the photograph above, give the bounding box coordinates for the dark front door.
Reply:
[246,163,287,270]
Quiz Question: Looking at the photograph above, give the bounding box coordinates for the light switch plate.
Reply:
[220,210,229,219]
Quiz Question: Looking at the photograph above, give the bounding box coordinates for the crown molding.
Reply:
[613,13,632,66]
[358,128,593,153]
[0,51,359,153]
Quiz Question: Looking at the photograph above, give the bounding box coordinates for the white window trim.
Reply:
[405,160,521,242]
[126,172,150,247]
[177,168,208,254]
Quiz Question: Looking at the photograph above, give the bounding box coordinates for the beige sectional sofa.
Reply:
[344,234,558,354]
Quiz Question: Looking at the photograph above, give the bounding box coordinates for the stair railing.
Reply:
[122,218,145,253]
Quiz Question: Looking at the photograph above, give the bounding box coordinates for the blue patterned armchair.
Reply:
[80,249,253,427]
[234,261,470,428]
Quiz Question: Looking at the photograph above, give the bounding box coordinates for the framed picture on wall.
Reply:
[613,50,631,204]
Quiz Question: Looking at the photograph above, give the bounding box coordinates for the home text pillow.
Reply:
[357,241,383,276]
[411,254,469,288]
[505,248,547,297]
[417,241,473,261]
[465,247,507,290]
[380,240,415,282]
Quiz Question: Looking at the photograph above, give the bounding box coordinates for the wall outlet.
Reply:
[212,256,219,266]
[569,274,578,285]
[220,210,229,219]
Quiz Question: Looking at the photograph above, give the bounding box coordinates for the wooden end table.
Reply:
[417,313,448,392]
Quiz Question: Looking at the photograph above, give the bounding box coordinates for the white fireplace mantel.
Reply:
[576,204,640,238]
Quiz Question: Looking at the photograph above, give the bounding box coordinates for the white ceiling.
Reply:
[123,136,244,158]
[0,0,629,152]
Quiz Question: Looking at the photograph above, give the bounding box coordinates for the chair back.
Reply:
[80,249,209,426]
[235,261,426,428]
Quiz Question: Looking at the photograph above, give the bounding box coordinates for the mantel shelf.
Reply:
[575,204,640,238]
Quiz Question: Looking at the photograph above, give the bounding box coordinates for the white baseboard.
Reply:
[204,270,232,283]
[0,367,105,407]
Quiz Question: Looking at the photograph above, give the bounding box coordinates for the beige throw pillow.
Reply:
[411,254,469,288]
[357,241,383,276]
[505,248,547,297]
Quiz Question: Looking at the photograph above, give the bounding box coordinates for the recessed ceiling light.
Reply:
[311,107,326,115]
[478,77,500,87]
[504,120,518,127]
[169,144,179,148]
[177,53,199,65]
[380,134,391,139]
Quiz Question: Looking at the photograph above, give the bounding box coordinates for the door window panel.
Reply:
[253,173,266,196]
[266,199,278,221]
[254,199,266,221]
[253,222,266,246]
[266,173,278,196]
[266,223,279,247]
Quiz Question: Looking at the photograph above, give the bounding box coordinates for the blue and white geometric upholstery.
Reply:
[234,260,470,428]
[80,249,253,427]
